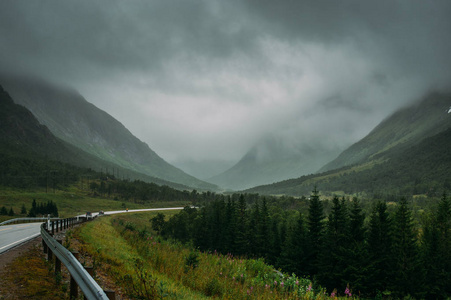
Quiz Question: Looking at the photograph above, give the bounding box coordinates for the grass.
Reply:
[0,244,67,299]
[0,183,190,220]
[75,212,356,299]
[76,213,208,299]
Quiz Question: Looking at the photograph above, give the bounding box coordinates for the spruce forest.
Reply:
[161,190,451,299]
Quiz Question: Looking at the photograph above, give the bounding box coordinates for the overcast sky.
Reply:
[1,0,450,170]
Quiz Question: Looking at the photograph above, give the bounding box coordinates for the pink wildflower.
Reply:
[345,286,352,297]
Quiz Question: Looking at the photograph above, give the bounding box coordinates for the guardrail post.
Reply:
[47,243,53,261]
[51,221,55,235]
[70,251,79,299]
[43,239,48,254]
[55,239,62,275]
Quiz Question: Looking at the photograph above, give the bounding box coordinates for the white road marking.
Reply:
[0,233,40,251]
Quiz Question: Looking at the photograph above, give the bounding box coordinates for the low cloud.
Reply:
[0,0,450,169]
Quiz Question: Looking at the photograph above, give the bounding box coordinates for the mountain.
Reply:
[320,92,451,172]
[0,83,195,190]
[0,75,217,191]
[246,91,451,196]
[208,135,341,190]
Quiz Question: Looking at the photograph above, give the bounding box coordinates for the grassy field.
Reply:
[0,184,190,222]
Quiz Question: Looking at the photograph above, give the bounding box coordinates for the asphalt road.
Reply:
[0,207,185,254]
[0,223,42,254]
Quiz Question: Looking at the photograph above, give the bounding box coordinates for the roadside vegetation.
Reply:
[75,212,354,299]
[0,243,66,299]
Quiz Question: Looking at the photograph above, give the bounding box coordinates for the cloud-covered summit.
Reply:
[1,0,450,177]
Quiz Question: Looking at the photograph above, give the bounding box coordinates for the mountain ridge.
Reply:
[320,92,451,172]
[0,83,197,190]
[0,75,217,191]
[246,91,451,196]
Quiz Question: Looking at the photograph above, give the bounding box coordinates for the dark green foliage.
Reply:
[161,190,451,298]
[20,203,27,214]
[365,201,393,295]
[150,213,166,235]
[27,199,58,217]
[234,194,249,256]
[390,198,421,297]
[305,187,324,276]
[184,251,200,272]
[1,206,8,215]
[317,197,349,290]
[421,192,451,298]
[341,198,367,294]
[278,212,307,277]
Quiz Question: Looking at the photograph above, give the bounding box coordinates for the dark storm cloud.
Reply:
[0,0,450,168]
[243,0,451,86]
[0,0,257,81]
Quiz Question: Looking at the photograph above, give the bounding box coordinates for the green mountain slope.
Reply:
[0,84,197,190]
[320,92,451,172]
[0,76,217,191]
[246,92,451,196]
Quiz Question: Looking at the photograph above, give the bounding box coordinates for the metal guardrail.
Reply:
[41,219,109,300]
[0,217,60,226]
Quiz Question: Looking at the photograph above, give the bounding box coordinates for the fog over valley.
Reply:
[1,0,450,182]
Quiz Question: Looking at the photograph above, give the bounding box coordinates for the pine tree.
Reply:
[278,212,308,277]
[28,199,37,217]
[423,192,451,297]
[365,201,393,296]
[391,197,421,297]
[235,194,249,256]
[224,198,238,253]
[248,200,261,256]
[306,186,324,276]
[8,207,14,216]
[318,196,349,290]
[193,207,209,251]
[268,219,282,266]
[20,204,27,215]
[0,206,7,215]
[342,198,367,295]
[258,198,271,258]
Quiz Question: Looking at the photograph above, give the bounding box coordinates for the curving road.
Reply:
[0,207,184,254]
[0,223,42,254]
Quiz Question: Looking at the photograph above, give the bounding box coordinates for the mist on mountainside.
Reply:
[208,134,341,190]
[0,75,217,191]
[171,159,235,181]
